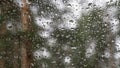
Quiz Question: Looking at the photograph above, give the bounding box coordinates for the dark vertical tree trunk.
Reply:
[107,22,116,68]
[21,0,32,68]
[0,22,7,36]
[108,33,116,68]
[21,43,28,68]
[13,37,20,68]
[0,20,6,68]
[0,46,5,68]
[21,0,31,32]
[0,58,5,68]
[21,39,32,68]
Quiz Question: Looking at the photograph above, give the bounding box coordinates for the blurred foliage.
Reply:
[0,0,119,68]
[52,8,108,68]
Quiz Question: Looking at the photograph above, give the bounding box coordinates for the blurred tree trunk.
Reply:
[0,5,5,68]
[0,21,6,36]
[13,37,20,68]
[21,39,32,68]
[107,21,116,68]
[0,45,5,68]
[21,0,32,68]
[0,58,5,68]
[108,32,116,68]
[21,0,31,32]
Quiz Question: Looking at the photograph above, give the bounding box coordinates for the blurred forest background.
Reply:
[0,0,120,68]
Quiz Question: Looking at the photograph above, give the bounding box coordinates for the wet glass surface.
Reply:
[0,0,120,68]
